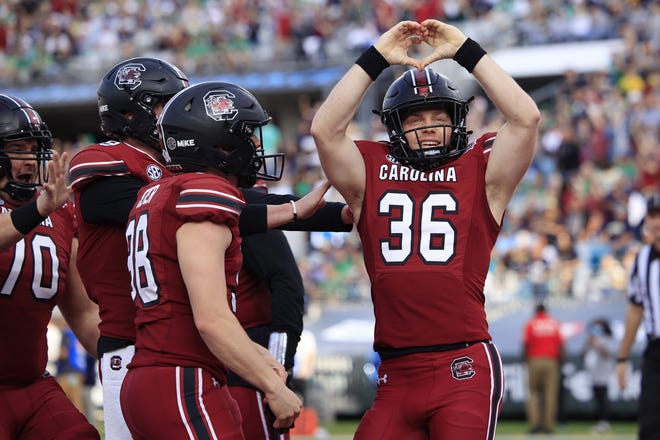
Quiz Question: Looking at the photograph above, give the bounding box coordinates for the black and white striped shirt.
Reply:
[628,245,660,339]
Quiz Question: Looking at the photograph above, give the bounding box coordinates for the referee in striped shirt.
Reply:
[617,193,660,440]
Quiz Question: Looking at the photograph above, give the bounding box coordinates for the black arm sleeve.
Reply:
[79,176,146,225]
[280,201,352,232]
[238,204,268,236]
[241,229,303,369]
[239,188,352,236]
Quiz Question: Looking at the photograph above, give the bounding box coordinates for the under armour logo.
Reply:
[110,356,122,371]
[377,374,388,386]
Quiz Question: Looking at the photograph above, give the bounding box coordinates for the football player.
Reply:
[69,56,339,439]
[0,118,72,249]
[311,20,540,439]
[68,57,190,440]
[0,94,100,439]
[120,81,302,439]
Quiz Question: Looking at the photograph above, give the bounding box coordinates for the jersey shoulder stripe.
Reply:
[477,132,497,154]
[69,160,130,186]
[176,189,244,216]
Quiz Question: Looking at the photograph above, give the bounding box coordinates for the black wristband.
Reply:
[453,38,487,73]
[616,357,629,363]
[355,45,390,81]
[10,200,47,235]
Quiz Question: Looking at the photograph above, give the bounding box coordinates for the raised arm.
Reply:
[311,21,424,220]
[421,19,540,223]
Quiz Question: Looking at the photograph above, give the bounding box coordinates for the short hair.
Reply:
[647,193,660,215]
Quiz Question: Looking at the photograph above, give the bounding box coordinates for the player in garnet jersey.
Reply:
[120,81,302,439]
[68,56,190,440]
[0,95,100,439]
[0,100,72,250]
[311,20,540,439]
[69,57,338,439]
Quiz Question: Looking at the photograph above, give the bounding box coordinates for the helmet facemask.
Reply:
[0,97,54,202]
[381,69,472,171]
[122,90,172,148]
[385,100,470,172]
[0,148,53,202]
[232,121,285,188]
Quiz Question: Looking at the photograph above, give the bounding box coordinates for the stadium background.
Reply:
[3,0,657,434]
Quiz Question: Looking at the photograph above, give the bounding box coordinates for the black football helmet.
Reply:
[0,94,53,202]
[97,57,189,149]
[380,68,471,171]
[158,81,285,188]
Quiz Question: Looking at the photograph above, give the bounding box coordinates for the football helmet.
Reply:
[158,81,284,187]
[97,57,189,149]
[0,94,53,202]
[380,68,471,171]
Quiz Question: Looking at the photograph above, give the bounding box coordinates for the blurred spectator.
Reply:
[522,303,564,435]
[81,354,98,426]
[582,318,616,434]
[291,329,318,404]
[56,325,88,413]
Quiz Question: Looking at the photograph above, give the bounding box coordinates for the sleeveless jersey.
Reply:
[68,141,169,341]
[125,173,244,381]
[356,134,500,351]
[0,198,76,385]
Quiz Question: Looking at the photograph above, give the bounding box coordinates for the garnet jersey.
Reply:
[68,141,169,342]
[356,133,500,351]
[0,199,76,385]
[125,174,244,380]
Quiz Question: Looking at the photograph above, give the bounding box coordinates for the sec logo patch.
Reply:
[146,164,163,181]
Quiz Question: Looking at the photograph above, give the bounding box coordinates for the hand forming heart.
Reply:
[373,19,469,71]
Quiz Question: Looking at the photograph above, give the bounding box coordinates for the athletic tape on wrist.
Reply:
[268,332,288,366]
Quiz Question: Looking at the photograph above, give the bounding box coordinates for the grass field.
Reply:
[96,418,639,439]
[291,419,639,439]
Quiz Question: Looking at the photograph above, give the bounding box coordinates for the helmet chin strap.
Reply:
[1,180,37,202]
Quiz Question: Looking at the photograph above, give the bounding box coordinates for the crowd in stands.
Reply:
[2,0,658,307]
[1,0,657,86]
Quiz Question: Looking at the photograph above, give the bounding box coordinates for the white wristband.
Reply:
[289,200,298,222]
